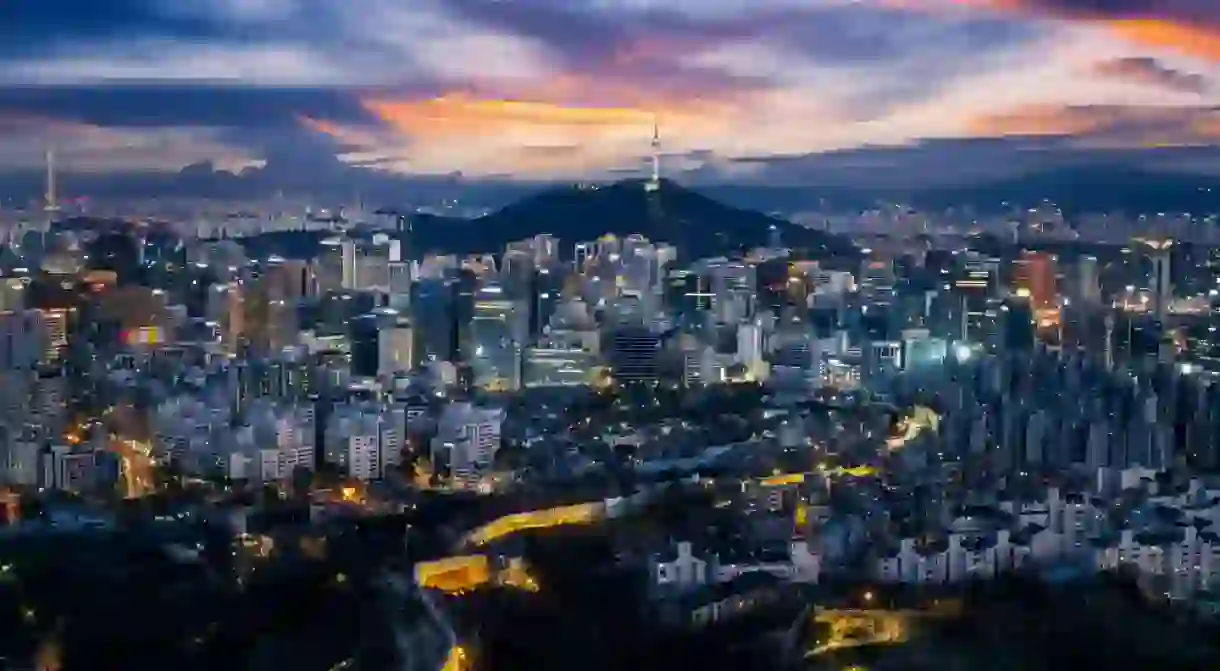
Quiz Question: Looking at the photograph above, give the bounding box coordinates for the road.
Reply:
[381,572,464,671]
[803,608,935,658]
[111,436,155,499]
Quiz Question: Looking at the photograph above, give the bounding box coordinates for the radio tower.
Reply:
[645,117,661,192]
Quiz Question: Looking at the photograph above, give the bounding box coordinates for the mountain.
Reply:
[907,166,1220,214]
[408,178,858,261]
[705,166,1220,215]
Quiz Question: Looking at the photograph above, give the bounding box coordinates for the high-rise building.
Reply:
[608,327,661,384]
[378,319,415,376]
[431,402,504,488]
[1078,255,1101,305]
[470,284,521,391]
[315,237,346,293]
[1137,238,1173,323]
[1013,251,1057,311]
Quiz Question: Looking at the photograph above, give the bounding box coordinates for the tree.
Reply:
[290,466,313,497]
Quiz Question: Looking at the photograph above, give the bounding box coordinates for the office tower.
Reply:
[470,284,521,391]
[858,256,896,308]
[522,344,595,388]
[1138,238,1173,323]
[378,318,415,376]
[953,253,1000,347]
[1078,255,1101,305]
[1001,298,1035,351]
[315,237,346,293]
[608,326,661,384]
[243,269,298,356]
[1013,251,1057,311]
[39,309,69,365]
[353,235,393,291]
[529,267,565,340]
[0,310,42,370]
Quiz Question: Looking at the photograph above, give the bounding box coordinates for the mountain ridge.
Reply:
[232,178,860,264]
[408,178,858,261]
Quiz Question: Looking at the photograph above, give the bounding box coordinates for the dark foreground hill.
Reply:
[232,179,859,264]
[410,179,857,261]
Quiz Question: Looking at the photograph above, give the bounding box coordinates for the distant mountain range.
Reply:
[704,166,1220,216]
[8,161,1220,217]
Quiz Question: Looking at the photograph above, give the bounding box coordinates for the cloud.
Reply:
[964,103,1220,147]
[1,0,1218,186]
[0,112,263,173]
[1091,56,1209,93]
[943,0,1220,61]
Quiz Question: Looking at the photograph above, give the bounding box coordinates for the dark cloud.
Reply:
[448,0,1035,67]
[1001,0,1216,21]
[0,85,379,129]
[1092,57,1208,93]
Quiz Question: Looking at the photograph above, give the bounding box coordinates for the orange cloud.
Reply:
[299,65,755,177]
[1109,20,1220,63]
[966,103,1113,136]
[358,71,745,139]
[939,0,1220,62]
[297,114,385,148]
[364,94,653,137]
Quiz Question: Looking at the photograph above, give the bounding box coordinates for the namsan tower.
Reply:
[645,117,661,192]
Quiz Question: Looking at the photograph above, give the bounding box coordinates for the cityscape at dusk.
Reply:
[4,2,1220,671]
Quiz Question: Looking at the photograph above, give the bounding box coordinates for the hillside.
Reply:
[231,179,860,263]
[408,179,856,261]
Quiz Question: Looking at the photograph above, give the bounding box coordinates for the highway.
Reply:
[802,604,960,659]
[114,437,155,499]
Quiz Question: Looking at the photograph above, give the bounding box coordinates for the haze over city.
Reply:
[3,0,1220,189]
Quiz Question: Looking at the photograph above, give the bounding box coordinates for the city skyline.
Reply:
[2,0,1220,187]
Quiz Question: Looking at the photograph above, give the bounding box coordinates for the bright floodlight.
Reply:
[953,344,972,363]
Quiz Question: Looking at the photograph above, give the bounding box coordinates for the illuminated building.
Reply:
[901,330,947,372]
[1012,251,1057,311]
[470,284,521,391]
[323,404,402,482]
[1078,255,1101,305]
[242,267,298,356]
[38,308,69,364]
[608,326,661,384]
[522,345,595,387]
[432,402,504,488]
[952,254,1000,346]
[0,310,43,369]
[1136,237,1173,323]
[378,317,415,376]
[0,278,26,313]
[315,237,346,293]
[207,283,245,353]
[858,257,896,307]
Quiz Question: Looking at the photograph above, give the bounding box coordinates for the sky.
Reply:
[3,0,1220,189]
